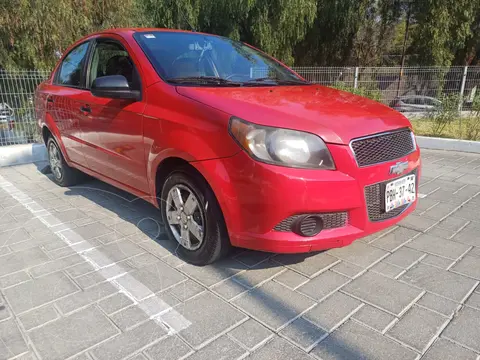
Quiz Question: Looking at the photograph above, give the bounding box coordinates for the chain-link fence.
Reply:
[1,66,479,146]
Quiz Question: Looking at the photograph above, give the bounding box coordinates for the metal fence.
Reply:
[1,66,479,146]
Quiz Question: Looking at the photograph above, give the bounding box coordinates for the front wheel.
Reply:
[160,168,230,265]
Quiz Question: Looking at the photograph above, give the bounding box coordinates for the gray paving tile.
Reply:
[163,292,247,349]
[126,252,159,269]
[185,336,247,360]
[0,247,49,277]
[129,261,186,294]
[371,262,404,278]
[421,254,455,269]
[231,259,285,288]
[274,252,339,277]
[303,292,362,331]
[4,272,79,314]
[0,318,29,359]
[399,215,438,232]
[274,269,309,289]
[453,222,480,246]
[249,337,313,360]
[384,247,424,268]
[73,222,113,240]
[55,281,117,314]
[465,292,480,310]
[443,306,480,352]
[407,233,470,260]
[451,255,480,279]
[330,261,364,278]
[18,304,59,331]
[30,306,119,360]
[29,253,85,278]
[179,258,247,287]
[351,304,396,332]
[90,320,167,360]
[401,263,477,301]
[327,242,388,268]
[86,240,144,267]
[422,338,478,360]
[297,271,349,301]
[387,305,448,352]
[235,250,272,267]
[417,293,460,317]
[0,271,30,289]
[311,321,417,360]
[211,278,249,301]
[233,281,315,331]
[228,319,273,351]
[111,293,179,331]
[342,271,423,315]
[0,227,31,247]
[370,227,420,251]
[98,293,134,315]
[279,317,327,351]
[144,335,193,360]
[166,280,205,302]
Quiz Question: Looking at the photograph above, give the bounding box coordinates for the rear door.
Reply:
[47,41,92,166]
[79,36,149,193]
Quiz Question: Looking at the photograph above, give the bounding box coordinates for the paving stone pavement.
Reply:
[0,149,480,360]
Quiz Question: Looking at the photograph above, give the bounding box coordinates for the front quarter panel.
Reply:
[143,83,241,198]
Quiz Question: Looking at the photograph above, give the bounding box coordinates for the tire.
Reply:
[160,168,230,265]
[47,137,86,187]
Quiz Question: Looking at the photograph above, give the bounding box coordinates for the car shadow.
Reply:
[41,170,361,359]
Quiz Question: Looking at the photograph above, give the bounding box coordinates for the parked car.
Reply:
[391,95,442,113]
[35,29,421,264]
[0,102,15,144]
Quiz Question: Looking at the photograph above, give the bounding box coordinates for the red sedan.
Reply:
[35,28,421,265]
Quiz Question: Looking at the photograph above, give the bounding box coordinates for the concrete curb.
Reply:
[417,136,480,154]
[0,143,47,167]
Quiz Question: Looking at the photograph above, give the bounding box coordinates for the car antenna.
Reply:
[179,8,196,32]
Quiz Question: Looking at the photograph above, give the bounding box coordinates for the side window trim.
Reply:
[86,37,142,95]
[53,40,92,89]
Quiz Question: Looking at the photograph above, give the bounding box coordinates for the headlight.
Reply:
[229,117,335,169]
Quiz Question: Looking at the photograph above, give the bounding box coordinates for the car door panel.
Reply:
[79,37,149,193]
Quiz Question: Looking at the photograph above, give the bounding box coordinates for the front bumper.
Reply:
[193,142,421,253]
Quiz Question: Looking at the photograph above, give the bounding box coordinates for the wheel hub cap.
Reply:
[166,184,205,250]
[48,143,62,180]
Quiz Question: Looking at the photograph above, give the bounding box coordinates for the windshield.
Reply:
[133,31,307,86]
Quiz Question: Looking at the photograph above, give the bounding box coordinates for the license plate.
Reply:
[385,174,416,212]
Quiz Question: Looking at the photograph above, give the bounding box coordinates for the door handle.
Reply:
[80,105,91,114]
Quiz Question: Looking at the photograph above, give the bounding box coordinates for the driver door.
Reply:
[79,36,149,193]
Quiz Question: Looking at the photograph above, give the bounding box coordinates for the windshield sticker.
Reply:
[144,34,156,39]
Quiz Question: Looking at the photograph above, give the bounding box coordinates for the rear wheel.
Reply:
[160,168,230,265]
[47,137,85,187]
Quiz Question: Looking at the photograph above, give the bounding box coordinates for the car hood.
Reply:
[176,85,412,144]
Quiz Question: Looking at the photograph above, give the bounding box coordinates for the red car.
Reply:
[35,29,421,265]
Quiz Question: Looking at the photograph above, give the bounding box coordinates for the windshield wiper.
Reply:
[167,76,242,86]
[243,77,309,86]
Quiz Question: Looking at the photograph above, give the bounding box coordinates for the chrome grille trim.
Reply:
[350,129,415,167]
[273,212,348,232]
[364,169,418,222]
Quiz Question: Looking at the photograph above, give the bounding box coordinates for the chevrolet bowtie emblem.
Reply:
[390,161,409,175]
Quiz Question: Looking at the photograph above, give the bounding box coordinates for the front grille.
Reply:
[274,212,348,232]
[351,129,415,167]
[365,169,418,222]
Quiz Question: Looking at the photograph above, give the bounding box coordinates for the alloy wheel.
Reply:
[165,184,205,250]
[48,142,63,180]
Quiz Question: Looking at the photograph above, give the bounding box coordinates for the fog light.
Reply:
[293,215,324,237]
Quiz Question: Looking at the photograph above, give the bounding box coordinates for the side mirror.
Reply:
[91,75,140,101]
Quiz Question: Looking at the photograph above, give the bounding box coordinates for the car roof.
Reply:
[93,28,216,38]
